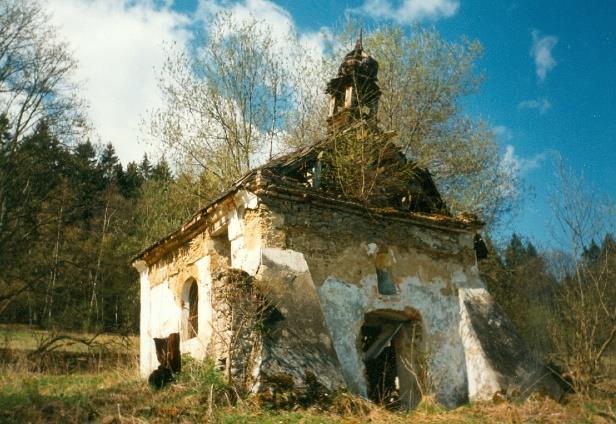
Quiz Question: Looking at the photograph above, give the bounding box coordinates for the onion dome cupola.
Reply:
[326,31,381,133]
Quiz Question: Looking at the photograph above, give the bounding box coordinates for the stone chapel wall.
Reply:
[251,195,483,407]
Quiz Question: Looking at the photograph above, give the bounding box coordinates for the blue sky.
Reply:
[47,0,615,245]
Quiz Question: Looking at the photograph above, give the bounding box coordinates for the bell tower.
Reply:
[326,32,381,134]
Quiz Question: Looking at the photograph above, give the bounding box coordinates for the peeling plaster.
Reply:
[137,194,562,407]
[459,288,502,400]
[317,269,470,407]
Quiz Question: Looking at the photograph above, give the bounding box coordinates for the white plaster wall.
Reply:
[140,191,262,377]
[317,278,367,395]
[146,281,180,373]
[228,196,261,275]
[142,255,221,373]
[318,274,470,407]
[149,281,180,338]
[135,261,151,378]
[459,288,504,401]
[142,266,210,374]
[139,275,178,377]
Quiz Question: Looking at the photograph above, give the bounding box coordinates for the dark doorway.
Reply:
[362,324,400,406]
[361,310,423,410]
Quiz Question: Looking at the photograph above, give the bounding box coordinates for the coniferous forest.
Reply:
[0,117,191,332]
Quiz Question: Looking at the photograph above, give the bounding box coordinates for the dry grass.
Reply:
[0,324,139,353]
[328,392,615,424]
[0,324,139,374]
[1,365,614,424]
[0,325,614,423]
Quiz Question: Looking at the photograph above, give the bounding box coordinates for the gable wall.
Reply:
[137,189,511,406]
[139,229,233,376]
[253,195,483,406]
[255,195,480,290]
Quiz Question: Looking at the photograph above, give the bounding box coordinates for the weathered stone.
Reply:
[255,248,346,392]
[459,289,564,402]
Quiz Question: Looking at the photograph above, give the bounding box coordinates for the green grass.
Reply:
[1,371,108,422]
[1,367,614,423]
[0,325,614,423]
[217,411,342,423]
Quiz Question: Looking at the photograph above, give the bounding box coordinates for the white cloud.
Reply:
[45,0,330,164]
[196,0,331,59]
[501,144,546,175]
[197,0,293,45]
[194,0,332,112]
[493,125,513,141]
[352,0,460,24]
[530,29,558,82]
[47,0,191,164]
[518,98,552,114]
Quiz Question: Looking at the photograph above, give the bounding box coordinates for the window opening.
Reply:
[376,269,396,295]
[182,279,199,340]
[188,281,198,338]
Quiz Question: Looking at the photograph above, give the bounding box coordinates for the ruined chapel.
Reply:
[132,38,563,409]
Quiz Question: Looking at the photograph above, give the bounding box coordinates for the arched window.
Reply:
[182,279,198,339]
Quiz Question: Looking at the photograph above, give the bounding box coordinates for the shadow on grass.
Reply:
[0,377,100,423]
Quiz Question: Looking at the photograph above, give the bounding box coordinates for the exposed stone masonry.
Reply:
[209,269,266,391]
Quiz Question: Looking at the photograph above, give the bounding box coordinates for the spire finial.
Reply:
[355,27,363,51]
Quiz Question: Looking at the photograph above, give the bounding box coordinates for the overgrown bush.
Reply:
[178,355,229,397]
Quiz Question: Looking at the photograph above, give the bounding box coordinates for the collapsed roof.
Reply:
[133,36,483,265]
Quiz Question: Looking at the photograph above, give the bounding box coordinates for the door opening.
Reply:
[360,310,424,410]
[362,323,399,405]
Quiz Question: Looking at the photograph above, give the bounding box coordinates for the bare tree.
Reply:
[145,13,292,197]
[0,0,86,147]
[548,157,616,395]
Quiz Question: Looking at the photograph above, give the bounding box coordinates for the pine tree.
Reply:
[151,157,172,182]
[139,154,153,180]
[119,162,143,198]
[69,141,103,222]
[99,143,120,186]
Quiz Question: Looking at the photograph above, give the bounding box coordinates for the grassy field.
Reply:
[1,326,614,423]
[0,324,139,353]
[0,324,138,375]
